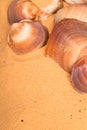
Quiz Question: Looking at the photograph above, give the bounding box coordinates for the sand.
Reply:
[0,0,87,129]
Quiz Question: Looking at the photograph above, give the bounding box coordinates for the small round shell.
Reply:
[7,0,40,24]
[8,20,49,54]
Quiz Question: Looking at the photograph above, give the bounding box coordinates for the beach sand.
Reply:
[0,0,87,129]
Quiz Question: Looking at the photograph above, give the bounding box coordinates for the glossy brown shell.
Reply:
[45,19,87,72]
[8,20,49,54]
[7,0,39,24]
[71,56,87,93]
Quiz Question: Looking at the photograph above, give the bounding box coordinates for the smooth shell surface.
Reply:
[65,0,87,4]
[54,4,87,24]
[45,19,87,72]
[7,0,39,24]
[71,56,87,93]
[8,20,49,54]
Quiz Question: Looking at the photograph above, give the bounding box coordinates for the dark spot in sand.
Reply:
[79,100,82,102]
[79,109,81,113]
[84,108,87,111]
[70,114,72,119]
[21,119,24,122]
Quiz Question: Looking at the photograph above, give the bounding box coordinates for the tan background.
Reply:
[0,0,87,130]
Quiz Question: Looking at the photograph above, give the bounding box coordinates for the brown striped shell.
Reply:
[45,19,87,72]
[71,56,87,93]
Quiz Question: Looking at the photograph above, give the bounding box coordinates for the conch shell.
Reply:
[45,18,87,73]
[54,4,87,24]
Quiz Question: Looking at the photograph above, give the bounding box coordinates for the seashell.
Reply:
[45,18,87,72]
[54,4,87,24]
[71,56,87,93]
[7,0,40,24]
[65,0,87,4]
[8,20,49,54]
[38,0,63,21]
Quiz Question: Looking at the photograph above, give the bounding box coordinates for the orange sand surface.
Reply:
[0,0,87,130]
